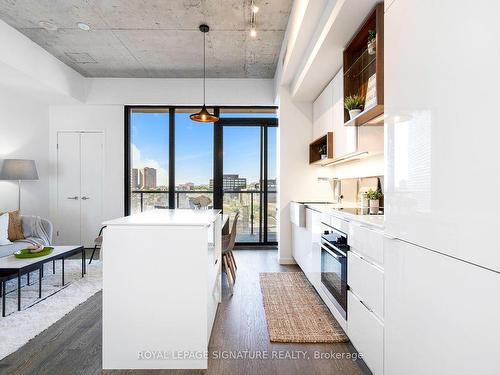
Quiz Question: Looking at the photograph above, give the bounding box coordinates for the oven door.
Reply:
[321,241,348,319]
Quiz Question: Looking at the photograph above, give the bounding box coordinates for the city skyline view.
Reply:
[131,111,277,187]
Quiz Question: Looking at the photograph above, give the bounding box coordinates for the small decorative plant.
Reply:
[319,144,327,158]
[344,94,364,110]
[344,94,364,119]
[366,189,383,200]
[368,30,376,55]
[366,189,383,214]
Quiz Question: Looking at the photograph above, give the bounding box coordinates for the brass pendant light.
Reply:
[190,24,219,122]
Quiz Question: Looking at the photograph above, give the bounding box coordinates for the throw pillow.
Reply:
[8,210,24,241]
[0,210,25,241]
[0,213,11,245]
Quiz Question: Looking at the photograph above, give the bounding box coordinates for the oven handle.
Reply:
[320,243,347,259]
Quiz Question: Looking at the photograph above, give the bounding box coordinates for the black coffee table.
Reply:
[0,245,85,317]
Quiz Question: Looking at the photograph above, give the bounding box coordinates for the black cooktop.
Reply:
[334,207,383,216]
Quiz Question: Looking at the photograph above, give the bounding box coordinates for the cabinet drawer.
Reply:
[348,251,384,319]
[326,216,350,234]
[348,291,384,375]
[349,223,384,265]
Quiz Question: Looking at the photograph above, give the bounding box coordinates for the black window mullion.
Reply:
[259,126,263,243]
[124,106,131,216]
[213,108,223,210]
[263,124,269,243]
[168,107,175,208]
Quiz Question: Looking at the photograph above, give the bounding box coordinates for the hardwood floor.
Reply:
[0,250,370,375]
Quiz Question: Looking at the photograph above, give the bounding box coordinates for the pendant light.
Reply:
[190,24,219,123]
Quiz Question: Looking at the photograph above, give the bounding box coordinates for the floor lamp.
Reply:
[0,159,39,211]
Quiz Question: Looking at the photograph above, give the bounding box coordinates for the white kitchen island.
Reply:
[101,209,222,370]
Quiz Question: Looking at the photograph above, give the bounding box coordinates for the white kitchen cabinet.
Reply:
[348,290,384,375]
[291,209,313,280]
[331,69,358,158]
[384,238,500,375]
[348,222,384,266]
[348,251,384,319]
[313,69,358,159]
[309,208,324,289]
[347,222,385,374]
[312,79,334,140]
[385,0,500,271]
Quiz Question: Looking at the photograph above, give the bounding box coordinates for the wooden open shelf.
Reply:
[309,132,334,165]
[344,104,384,127]
[343,3,384,126]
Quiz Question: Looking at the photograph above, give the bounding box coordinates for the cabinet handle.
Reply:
[81,196,90,200]
[214,259,218,265]
[67,196,79,200]
[359,299,374,313]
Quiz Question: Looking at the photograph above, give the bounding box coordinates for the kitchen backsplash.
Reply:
[332,176,384,206]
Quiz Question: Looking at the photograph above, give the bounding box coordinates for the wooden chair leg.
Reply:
[229,250,237,269]
[227,254,236,281]
[223,254,234,295]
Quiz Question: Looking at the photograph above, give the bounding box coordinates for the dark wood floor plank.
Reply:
[0,249,370,375]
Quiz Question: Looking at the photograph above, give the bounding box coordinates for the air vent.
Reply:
[64,52,97,64]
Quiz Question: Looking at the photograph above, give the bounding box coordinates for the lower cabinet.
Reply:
[384,238,500,375]
[348,291,384,375]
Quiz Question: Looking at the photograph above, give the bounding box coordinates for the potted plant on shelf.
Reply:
[367,30,376,55]
[319,144,328,159]
[344,94,364,119]
[366,189,383,215]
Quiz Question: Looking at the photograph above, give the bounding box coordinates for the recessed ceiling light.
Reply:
[77,22,91,31]
[39,20,58,31]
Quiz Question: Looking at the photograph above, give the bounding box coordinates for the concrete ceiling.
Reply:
[0,0,292,78]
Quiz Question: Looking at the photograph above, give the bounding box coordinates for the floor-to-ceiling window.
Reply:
[125,106,277,245]
[128,108,169,213]
[174,108,214,208]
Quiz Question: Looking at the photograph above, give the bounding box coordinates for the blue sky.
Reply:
[131,111,276,186]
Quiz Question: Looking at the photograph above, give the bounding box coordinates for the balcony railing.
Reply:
[131,189,276,242]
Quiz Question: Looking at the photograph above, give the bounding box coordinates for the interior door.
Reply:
[80,132,104,247]
[57,132,81,245]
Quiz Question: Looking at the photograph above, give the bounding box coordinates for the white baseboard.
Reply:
[279,257,297,265]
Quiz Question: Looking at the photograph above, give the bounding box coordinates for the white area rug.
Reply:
[0,260,102,360]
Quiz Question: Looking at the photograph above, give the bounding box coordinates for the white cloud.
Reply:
[131,144,168,186]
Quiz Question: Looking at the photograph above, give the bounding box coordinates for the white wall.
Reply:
[0,87,50,217]
[49,105,124,243]
[0,19,85,101]
[85,78,275,106]
[277,86,332,264]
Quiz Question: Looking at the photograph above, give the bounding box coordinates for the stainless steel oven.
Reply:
[321,222,349,320]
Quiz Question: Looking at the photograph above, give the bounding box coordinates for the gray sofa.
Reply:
[0,215,53,258]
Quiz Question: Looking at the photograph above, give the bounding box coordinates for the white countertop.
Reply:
[304,203,385,229]
[103,208,222,227]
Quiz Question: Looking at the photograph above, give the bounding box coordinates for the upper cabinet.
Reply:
[343,3,384,127]
[312,79,334,140]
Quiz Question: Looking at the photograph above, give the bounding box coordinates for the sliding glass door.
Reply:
[125,106,277,245]
[218,110,278,244]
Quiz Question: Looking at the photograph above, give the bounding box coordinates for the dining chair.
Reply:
[222,212,239,294]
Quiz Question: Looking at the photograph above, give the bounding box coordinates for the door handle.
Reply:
[67,196,79,200]
[81,196,90,200]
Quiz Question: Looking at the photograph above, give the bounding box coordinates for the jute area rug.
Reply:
[259,272,348,343]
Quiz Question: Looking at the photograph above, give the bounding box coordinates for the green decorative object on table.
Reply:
[14,247,54,258]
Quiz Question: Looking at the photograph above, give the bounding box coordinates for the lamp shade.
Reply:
[0,159,39,180]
